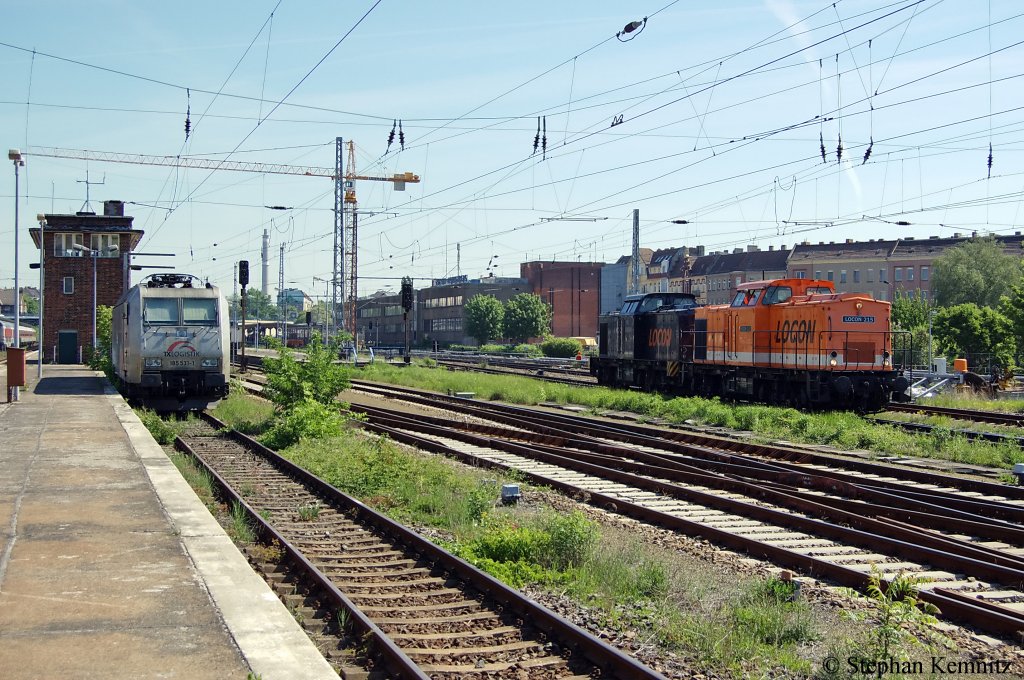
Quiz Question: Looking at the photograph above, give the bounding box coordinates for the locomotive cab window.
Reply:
[639,297,666,313]
[761,286,792,305]
[143,298,180,325]
[183,298,218,325]
[731,290,761,307]
[805,286,832,295]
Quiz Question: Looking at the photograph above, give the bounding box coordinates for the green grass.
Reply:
[212,384,275,434]
[169,451,216,509]
[228,501,256,543]
[355,363,1024,471]
[923,392,1024,414]
[278,429,510,531]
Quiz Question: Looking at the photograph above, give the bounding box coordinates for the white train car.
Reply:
[112,273,229,410]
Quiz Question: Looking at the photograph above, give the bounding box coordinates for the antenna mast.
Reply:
[76,170,105,213]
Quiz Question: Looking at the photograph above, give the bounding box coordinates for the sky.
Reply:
[2,0,1022,300]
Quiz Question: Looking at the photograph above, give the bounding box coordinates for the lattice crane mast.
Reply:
[23,146,338,178]
[342,140,420,337]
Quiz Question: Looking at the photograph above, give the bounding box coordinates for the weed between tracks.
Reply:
[354,363,1024,470]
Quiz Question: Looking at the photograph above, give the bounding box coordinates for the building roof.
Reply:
[890,232,1024,256]
[613,248,653,266]
[30,204,144,251]
[789,239,899,260]
[0,289,20,306]
[689,248,790,277]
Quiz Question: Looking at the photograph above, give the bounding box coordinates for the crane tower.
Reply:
[342,140,420,337]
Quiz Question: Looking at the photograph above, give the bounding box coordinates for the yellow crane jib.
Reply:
[343,172,420,203]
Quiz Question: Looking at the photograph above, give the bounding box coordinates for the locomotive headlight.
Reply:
[855,302,863,311]
[201,358,219,368]
[882,350,892,367]
[144,357,162,368]
[829,350,838,367]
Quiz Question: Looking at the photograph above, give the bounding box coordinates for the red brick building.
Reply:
[520,261,602,339]
[29,201,143,363]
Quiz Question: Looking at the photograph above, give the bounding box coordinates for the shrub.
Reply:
[261,332,350,408]
[544,510,598,568]
[260,399,346,449]
[138,408,177,444]
[541,337,583,358]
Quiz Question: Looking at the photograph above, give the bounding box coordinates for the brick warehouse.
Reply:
[29,200,144,363]
[520,261,602,339]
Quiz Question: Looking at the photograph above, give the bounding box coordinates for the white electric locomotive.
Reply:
[112,273,230,410]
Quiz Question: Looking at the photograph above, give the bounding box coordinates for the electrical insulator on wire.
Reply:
[386,120,396,153]
[616,17,647,41]
[541,116,547,160]
[532,117,540,155]
[835,135,843,164]
[819,132,826,164]
[398,120,405,151]
[184,88,192,141]
[988,143,994,179]
[862,138,873,165]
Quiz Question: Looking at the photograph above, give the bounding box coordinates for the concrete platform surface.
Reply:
[0,365,336,680]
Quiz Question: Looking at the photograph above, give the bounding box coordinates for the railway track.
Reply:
[435,359,597,387]
[175,412,663,680]
[346,381,1024,639]
[887,401,1024,427]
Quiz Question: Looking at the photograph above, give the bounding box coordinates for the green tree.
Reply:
[260,332,350,407]
[890,293,929,331]
[464,294,504,346]
[933,303,1015,369]
[932,236,1022,308]
[999,274,1024,357]
[87,305,113,375]
[24,296,39,315]
[230,288,279,320]
[503,293,552,343]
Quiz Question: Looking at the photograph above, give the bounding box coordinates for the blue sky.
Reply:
[2,0,1022,298]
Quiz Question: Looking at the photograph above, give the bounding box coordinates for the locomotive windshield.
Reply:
[761,286,792,305]
[183,298,218,326]
[143,298,179,325]
[731,289,762,307]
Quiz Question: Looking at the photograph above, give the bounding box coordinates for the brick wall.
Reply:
[520,262,602,339]
[40,231,129,359]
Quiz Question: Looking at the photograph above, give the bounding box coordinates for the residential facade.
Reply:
[30,200,143,363]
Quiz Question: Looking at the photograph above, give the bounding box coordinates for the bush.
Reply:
[260,399,346,449]
[137,408,178,445]
[543,510,598,568]
[541,337,583,358]
[261,332,350,408]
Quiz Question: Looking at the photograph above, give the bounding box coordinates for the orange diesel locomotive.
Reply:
[592,278,910,411]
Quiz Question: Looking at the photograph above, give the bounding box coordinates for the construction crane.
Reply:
[24,144,419,340]
[24,146,338,179]
[342,140,420,338]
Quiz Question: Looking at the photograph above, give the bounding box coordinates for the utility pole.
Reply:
[630,208,640,295]
[333,137,345,339]
[278,244,286,343]
[261,228,270,296]
[239,260,249,372]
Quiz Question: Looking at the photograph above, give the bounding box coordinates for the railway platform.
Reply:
[0,364,335,680]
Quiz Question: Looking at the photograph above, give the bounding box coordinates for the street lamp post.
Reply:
[73,243,117,351]
[9,150,24,401]
[36,214,45,378]
[928,308,936,374]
